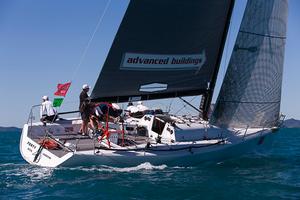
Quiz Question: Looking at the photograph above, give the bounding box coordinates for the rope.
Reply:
[59,0,112,109]
[71,0,112,81]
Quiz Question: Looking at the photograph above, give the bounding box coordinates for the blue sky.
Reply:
[0,0,299,127]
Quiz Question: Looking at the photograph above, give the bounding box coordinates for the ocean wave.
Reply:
[107,162,168,172]
[58,162,168,173]
[172,166,194,169]
[56,162,197,173]
[0,162,25,167]
[0,163,53,181]
[0,163,54,192]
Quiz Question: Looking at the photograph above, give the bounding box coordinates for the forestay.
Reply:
[211,0,288,128]
[91,0,234,102]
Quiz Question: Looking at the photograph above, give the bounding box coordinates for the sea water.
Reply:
[1,129,300,200]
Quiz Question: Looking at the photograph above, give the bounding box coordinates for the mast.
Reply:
[199,0,235,121]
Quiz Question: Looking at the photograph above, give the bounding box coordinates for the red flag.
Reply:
[54,82,71,97]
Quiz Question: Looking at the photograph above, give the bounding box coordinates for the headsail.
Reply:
[211,0,288,128]
[91,0,234,103]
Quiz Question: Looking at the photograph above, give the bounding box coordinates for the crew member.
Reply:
[136,101,149,112]
[125,102,138,116]
[40,96,57,125]
[95,102,122,122]
[79,84,90,135]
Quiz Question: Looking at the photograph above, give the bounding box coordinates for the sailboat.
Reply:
[20,0,288,167]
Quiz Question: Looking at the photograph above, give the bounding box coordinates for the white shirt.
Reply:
[125,105,137,112]
[95,106,103,117]
[40,100,56,118]
[137,104,148,112]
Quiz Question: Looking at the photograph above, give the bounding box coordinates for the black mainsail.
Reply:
[211,0,288,128]
[91,0,234,103]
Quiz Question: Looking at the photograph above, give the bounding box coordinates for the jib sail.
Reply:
[211,0,288,128]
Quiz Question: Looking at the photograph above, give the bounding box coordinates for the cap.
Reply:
[42,96,48,100]
[82,84,90,90]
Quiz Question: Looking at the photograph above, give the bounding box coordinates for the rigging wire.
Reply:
[173,96,197,115]
[71,0,112,81]
[167,98,174,113]
[58,0,112,111]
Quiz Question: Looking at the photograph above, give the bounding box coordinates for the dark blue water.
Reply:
[1,129,300,200]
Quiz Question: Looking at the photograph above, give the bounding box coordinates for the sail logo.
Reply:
[121,52,206,72]
[139,83,168,92]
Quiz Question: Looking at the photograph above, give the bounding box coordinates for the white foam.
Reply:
[23,167,54,181]
[0,163,53,181]
[108,162,167,172]
[59,162,168,173]
[173,166,195,169]
[0,163,24,167]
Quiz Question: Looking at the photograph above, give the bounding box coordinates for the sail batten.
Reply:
[211,0,288,128]
[91,0,234,103]
[239,30,287,39]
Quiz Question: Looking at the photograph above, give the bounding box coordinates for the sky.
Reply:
[0,0,299,127]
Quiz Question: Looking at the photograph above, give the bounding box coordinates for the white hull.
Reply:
[62,133,275,167]
[19,116,278,168]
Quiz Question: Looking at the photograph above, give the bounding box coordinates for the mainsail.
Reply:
[91,0,234,103]
[211,0,288,128]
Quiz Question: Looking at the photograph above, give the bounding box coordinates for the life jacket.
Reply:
[39,138,60,150]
